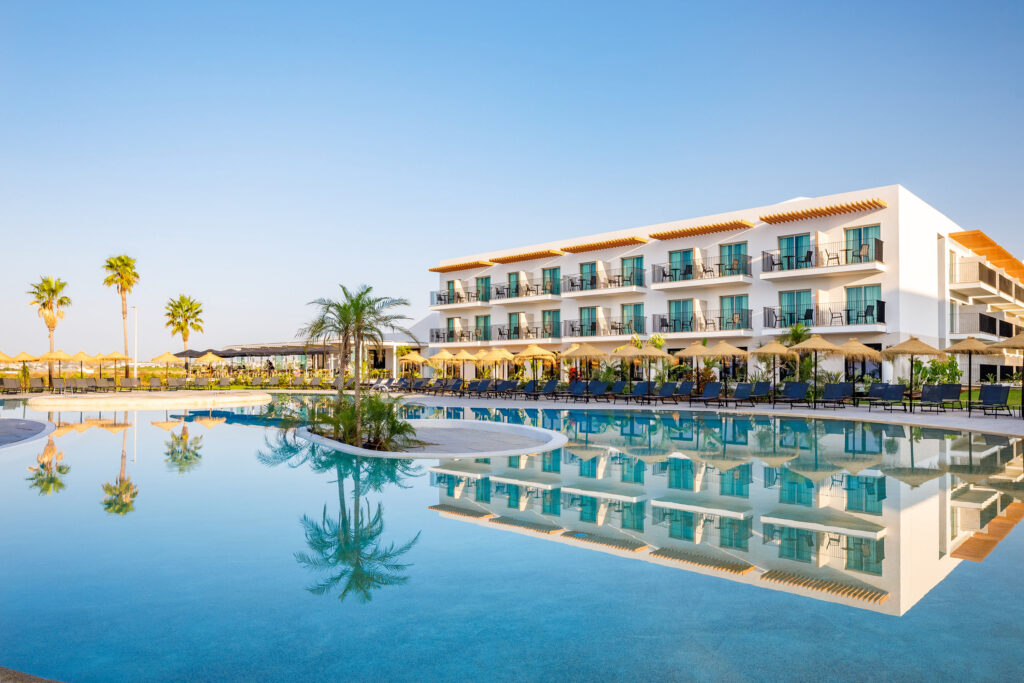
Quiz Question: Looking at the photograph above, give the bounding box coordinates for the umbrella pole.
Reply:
[909,354,915,413]
[813,351,818,409]
[772,356,777,406]
[967,351,972,418]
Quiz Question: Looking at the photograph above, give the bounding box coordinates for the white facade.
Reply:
[427,185,1024,380]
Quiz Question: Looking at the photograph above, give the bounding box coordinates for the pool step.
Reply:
[489,516,563,535]
[761,569,889,603]
[649,547,754,575]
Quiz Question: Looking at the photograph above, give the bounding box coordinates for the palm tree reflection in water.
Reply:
[26,436,70,495]
[102,426,138,515]
[259,430,422,603]
[165,424,204,474]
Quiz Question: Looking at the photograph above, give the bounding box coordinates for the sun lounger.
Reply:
[817,382,853,409]
[940,383,962,409]
[773,381,810,408]
[972,384,1012,418]
[2,378,21,393]
[646,381,678,404]
[859,382,888,407]
[917,384,946,412]
[868,384,906,412]
[720,382,754,407]
[29,377,45,392]
[511,380,537,398]
[525,379,556,400]
[148,377,163,390]
[614,381,651,403]
[265,377,280,389]
[194,377,211,390]
[122,377,141,391]
[750,381,771,402]
[51,378,67,393]
[689,381,723,406]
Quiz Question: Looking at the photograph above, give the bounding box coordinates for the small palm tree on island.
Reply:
[26,436,70,496]
[164,424,204,474]
[164,295,204,371]
[28,276,72,385]
[102,255,140,378]
[298,296,355,394]
[101,429,138,515]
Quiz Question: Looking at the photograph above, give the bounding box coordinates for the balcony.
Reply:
[562,317,647,339]
[492,323,560,343]
[762,301,887,332]
[429,327,491,344]
[950,312,1019,340]
[561,268,646,298]
[650,255,753,291]
[491,278,561,305]
[761,239,885,281]
[651,310,753,337]
[429,288,491,310]
[949,262,1001,301]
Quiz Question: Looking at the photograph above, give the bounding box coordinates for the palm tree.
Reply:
[340,285,411,447]
[164,425,204,474]
[297,296,354,396]
[27,276,72,385]
[777,322,813,382]
[164,295,204,371]
[102,255,140,378]
[101,430,138,515]
[26,436,70,495]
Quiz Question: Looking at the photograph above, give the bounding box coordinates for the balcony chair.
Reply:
[852,304,876,325]
[766,252,783,271]
[824,248,842,267]
[830,308,845,325]
[796,250,814,268]
[700,262,716,278]
[800,308,815,326]
[855,242,871,263]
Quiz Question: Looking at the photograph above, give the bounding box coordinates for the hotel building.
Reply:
[427,185,1024,379]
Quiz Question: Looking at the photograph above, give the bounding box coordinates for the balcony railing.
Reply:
[763,301,886,328]
[492,323,560,341]
[430,289,488,306]
[651,255,752,283]
[762,238,884,273]
[430,327,491,343]
[562,317,647,337]
[951,313,1018,338]
[949,262,998,287]
[562,268,645,293]
[492,278,561,300]
[651,309,752,334]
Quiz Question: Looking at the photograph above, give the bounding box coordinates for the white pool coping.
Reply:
[26,390,273,412]
[297,419,568,460]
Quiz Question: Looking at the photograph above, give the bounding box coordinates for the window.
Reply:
[669,249,694,280]
[507,455,520,468]
[779,290,813,327]
[780,527,815,562]
[621,501,645,531]
[778,234,811,270]
[780,469,814,506]
[508,312,520,340]
[669,510,696,540]
[446,280,457,301]
[475,315,491,341]
[445,318,456,342]
[542,267,561,295]
[508,272,520,297]
[846,476,886,515]
[580,496,598,523]
[580,306,597,336]
[474,458,491,464]
[719,464,751,497]
[719,242,748,275]
[580,262,597,290]
[845,225,880,262]
[845,538,884,575]
[579,457,598,478]
[668,459,695,490]
[949,300,957,334]
[719,295,749,329]
[621,457,645,484]
[476,276,491,302]
[507,484,520,509]
[621,256,644,286]
[621,303,644,334]
[542,310,560,338]
[445,476,457,497]
[845,284,881,323]
[720,518,751,551]
[475,477,491,503]
[844,345,882,382]
[542,489,560,516]
[542,452,560,473]
[668,299,693,332]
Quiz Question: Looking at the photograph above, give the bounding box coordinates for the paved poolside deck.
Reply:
[0,419,52,450]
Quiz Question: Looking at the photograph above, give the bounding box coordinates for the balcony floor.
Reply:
[651,275,752,291]
[761,262,886,281]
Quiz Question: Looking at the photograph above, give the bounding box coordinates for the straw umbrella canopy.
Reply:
[68,351,96,378]
[944,337,999,417]
[453,350,477,379]
[789,335,843,408]
[151,419,183,431]
[990,331,1024,420]
[514,344,556,381]
[751,341,797,401]
[194,415,227,429]
[151,351,186,380]
[838,338,882,362]
[562,342,607,379]
[431,349,455,378]
[99,351,132,380]
[882,337,945,413]
[705,341,748,393]
[825,452,884,476]
[38,349,72,377]
[194,351,224,365]
[0,350,14,364]
[880,466,944,488]
[480,347,515,380]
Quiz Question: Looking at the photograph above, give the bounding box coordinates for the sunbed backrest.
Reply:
[610,380,627,395]
[884,384,905,401]
[676,381,694,395]
[702,381,721,398]
[867,382,887,398]
[659,382,677,396]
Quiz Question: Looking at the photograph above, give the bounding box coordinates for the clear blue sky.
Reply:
[1,1,1022,357]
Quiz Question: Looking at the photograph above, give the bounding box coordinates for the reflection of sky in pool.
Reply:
[2,396,1022,681]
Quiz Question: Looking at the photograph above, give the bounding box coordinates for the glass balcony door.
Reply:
[778,234,811,270]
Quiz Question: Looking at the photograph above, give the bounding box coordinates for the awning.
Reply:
[560,236,648,254]
[428,260,494,273]
[949,230,1024,281]
[490,249,565,264]
[649,219,754,241]
[760,507,887,540]
[759,198,887,224]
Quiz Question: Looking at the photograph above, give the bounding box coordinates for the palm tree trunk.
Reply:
[47,325,55,386]
[354,338,362,447]
[184,335,190,374]
[119,433,127,483]
[336,340,345,398]
[121,292,129,379]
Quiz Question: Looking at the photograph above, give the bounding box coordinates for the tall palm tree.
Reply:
[26,436,70,495]
[340,285,411,447]
[102,255,140,378]
[27,276,72,385]
[164,424,204,474]
[298,296,354,396]
[101,430,138,515]
[164,295,204,371]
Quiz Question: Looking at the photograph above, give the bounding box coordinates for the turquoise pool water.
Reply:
[1,396,1022,681]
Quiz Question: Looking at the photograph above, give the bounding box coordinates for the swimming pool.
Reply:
[2,395,1022,681]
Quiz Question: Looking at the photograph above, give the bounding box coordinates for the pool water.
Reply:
[1,396,1022,681]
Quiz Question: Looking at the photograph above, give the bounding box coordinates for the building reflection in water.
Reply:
[426,409,1024,616]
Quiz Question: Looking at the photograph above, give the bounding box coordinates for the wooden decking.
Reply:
[761,569,890,604]
[489,516,564,535]
[952,502,1024,562]
[560,530,648,552]
[649,547,754,575]
[428,504,495,519]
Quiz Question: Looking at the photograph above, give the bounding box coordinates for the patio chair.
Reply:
[527,379,558,401]
[796,250,814,268]
[973,384,1012,418]
[720,382,754,407]
[750,381,772,402]
[29,377,45,392]
[646,381,678,405]
[195,377,211,390]
[615,381,650,403]
[773,381,810,408]
[852,304,876,325]
[824,248,842,266]
[818,383,853,409]
[868,384,907,412]
[673,380,694,402]
[917,384,946,413]
[940,383,963,409]
[690,381,724,406]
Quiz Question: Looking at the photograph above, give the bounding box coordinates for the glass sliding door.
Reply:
[621,256,644,286]
[476,276,491,302]
[507,313,520,340]
[475,315,491,341]
[845,225,881,262]
[778,234,811,270]
[669,249,694,281]
[845,284,881,323]
[507,272,520,298]
[621,303,644,334]
[668,299,693,332]
[542,309,560,338]
[719,295,749,330]
[779,290,812,327]
[719,242,748,275]
[542,267,560,295]
[580,306,597,336]
[580,262,597,291]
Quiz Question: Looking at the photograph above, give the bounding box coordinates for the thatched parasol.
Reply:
[838,338,882,362]
[789,335,842,407]
[151,351,185,380]
[453,350,477,379]
[514,344,556,381]
[562,341,606,379]
[882,337,944,413]
[399,351,428,364]
[945,336,1000,417]
[194,351,224,365]
[786,456,842,484]
[430,349,456,378]
[751,341,797,401]
[0,350,14,364]
[38,349,73,378]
